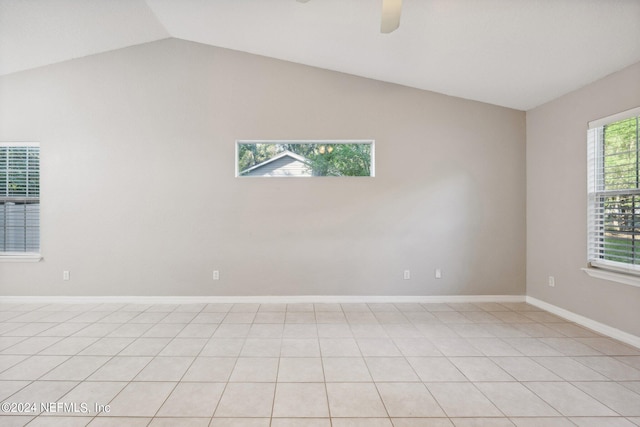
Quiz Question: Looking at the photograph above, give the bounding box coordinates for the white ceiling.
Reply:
[1,0,639,111]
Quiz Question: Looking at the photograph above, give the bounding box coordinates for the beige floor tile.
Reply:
[0,354,28,372]
[365,357,419,382]
[326,383,388,417]
[214,382,275,417]
[407,357,467,382]
[59,381,127,416]
[191,312,225,323]
[8,381,78,413]
[501,338,564,356]
[451,418,515,427]
[41,355,109,380]
[331,419,393,427]
[200,338,244,357]
[539,338,604,356]
[322,357,372,382]
[102,381,175,417]
[209,418,270,427]
[357,338,401,357]
[25,416,93,426]
[247,324,283,338]
[253,312,286,324]
[240,338,281,357]
[426,383,502,417]
[0,379,30,401]
[159,338,207,356]
[575,338,640,356]
[392,338,442,357]
[533,356,608,381]
[392,419,453,427]
[317,324,353,338]
[616,356,640,370]
[142,323,185,338]
[182,357,236,382]
[283,324,318,338]
[350,324,389,338]
[212,324,250,338]
[491,357,562,381]
[430,338,484,357]
[0,355,69,380]
[1,336,62,354]
[319,338,361,357]
[466,337,523,356]
[271,418,331,427]
[449,357,514,381]
[229,357,278,382]
[524,382,617,416]
[108,323,153,338]
[376,382,445,417]
[78,337,135,355]
[569,417,638,426]
[118,337,171,356]
[272,383,329,417]
[475,382,560,416]
[415,321,458,339]
[134,356,193,381]
[510,418,575,427]
[285,312,316,323]
[316,312,347,324]
[88,356,152,381]
[280,338,320,357]
[0,416,36,427]
[223,313,256,324]
[176,324,218,338]
[574,356,640,380]
[572,381,640,416]
[278,357,324,382]
[38,337,98,355]
[149,418,211,427]
[156,382,225,417]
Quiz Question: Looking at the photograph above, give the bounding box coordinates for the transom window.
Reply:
[587,107,640,273]
[236,141,374,177]
[0,142,40,256]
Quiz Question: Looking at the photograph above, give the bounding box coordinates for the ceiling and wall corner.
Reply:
[1,0,639,111]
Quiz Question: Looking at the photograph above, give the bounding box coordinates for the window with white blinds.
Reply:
[587,107,640,274]
[0,143,40,255]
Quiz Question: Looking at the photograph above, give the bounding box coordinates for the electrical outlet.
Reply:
[213,270,220,280]
[435,268,442,279]
[548,276,555,287]
[63,270,70,281]
[403,270,411,280]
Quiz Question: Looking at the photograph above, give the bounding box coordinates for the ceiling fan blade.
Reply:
[381,0,402,33]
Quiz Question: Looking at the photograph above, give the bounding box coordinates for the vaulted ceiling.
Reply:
[1,0,639,110]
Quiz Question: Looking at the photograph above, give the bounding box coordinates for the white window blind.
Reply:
[587,107,640,274]
[0,143,40,254]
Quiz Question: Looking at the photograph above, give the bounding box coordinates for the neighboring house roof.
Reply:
[240,150,312,177]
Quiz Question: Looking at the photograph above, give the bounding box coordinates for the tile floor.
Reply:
[0,301,638,426]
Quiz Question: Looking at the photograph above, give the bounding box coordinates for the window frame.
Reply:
[586,106,640,283]
[235,140,375,178]
[0,142,41,262]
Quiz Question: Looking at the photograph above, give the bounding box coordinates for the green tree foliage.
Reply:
[602,116,640,263]
[237,142,371,176]
[0,146,40,198]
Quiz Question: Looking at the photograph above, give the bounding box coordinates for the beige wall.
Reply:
[527,61,640,336]
[0,38,526,297]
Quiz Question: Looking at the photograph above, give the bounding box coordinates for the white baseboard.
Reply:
[0,294,526,305]
[526,296,640,349]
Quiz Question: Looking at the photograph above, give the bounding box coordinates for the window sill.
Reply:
[0,254,42,263]
[582,267,640,288]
